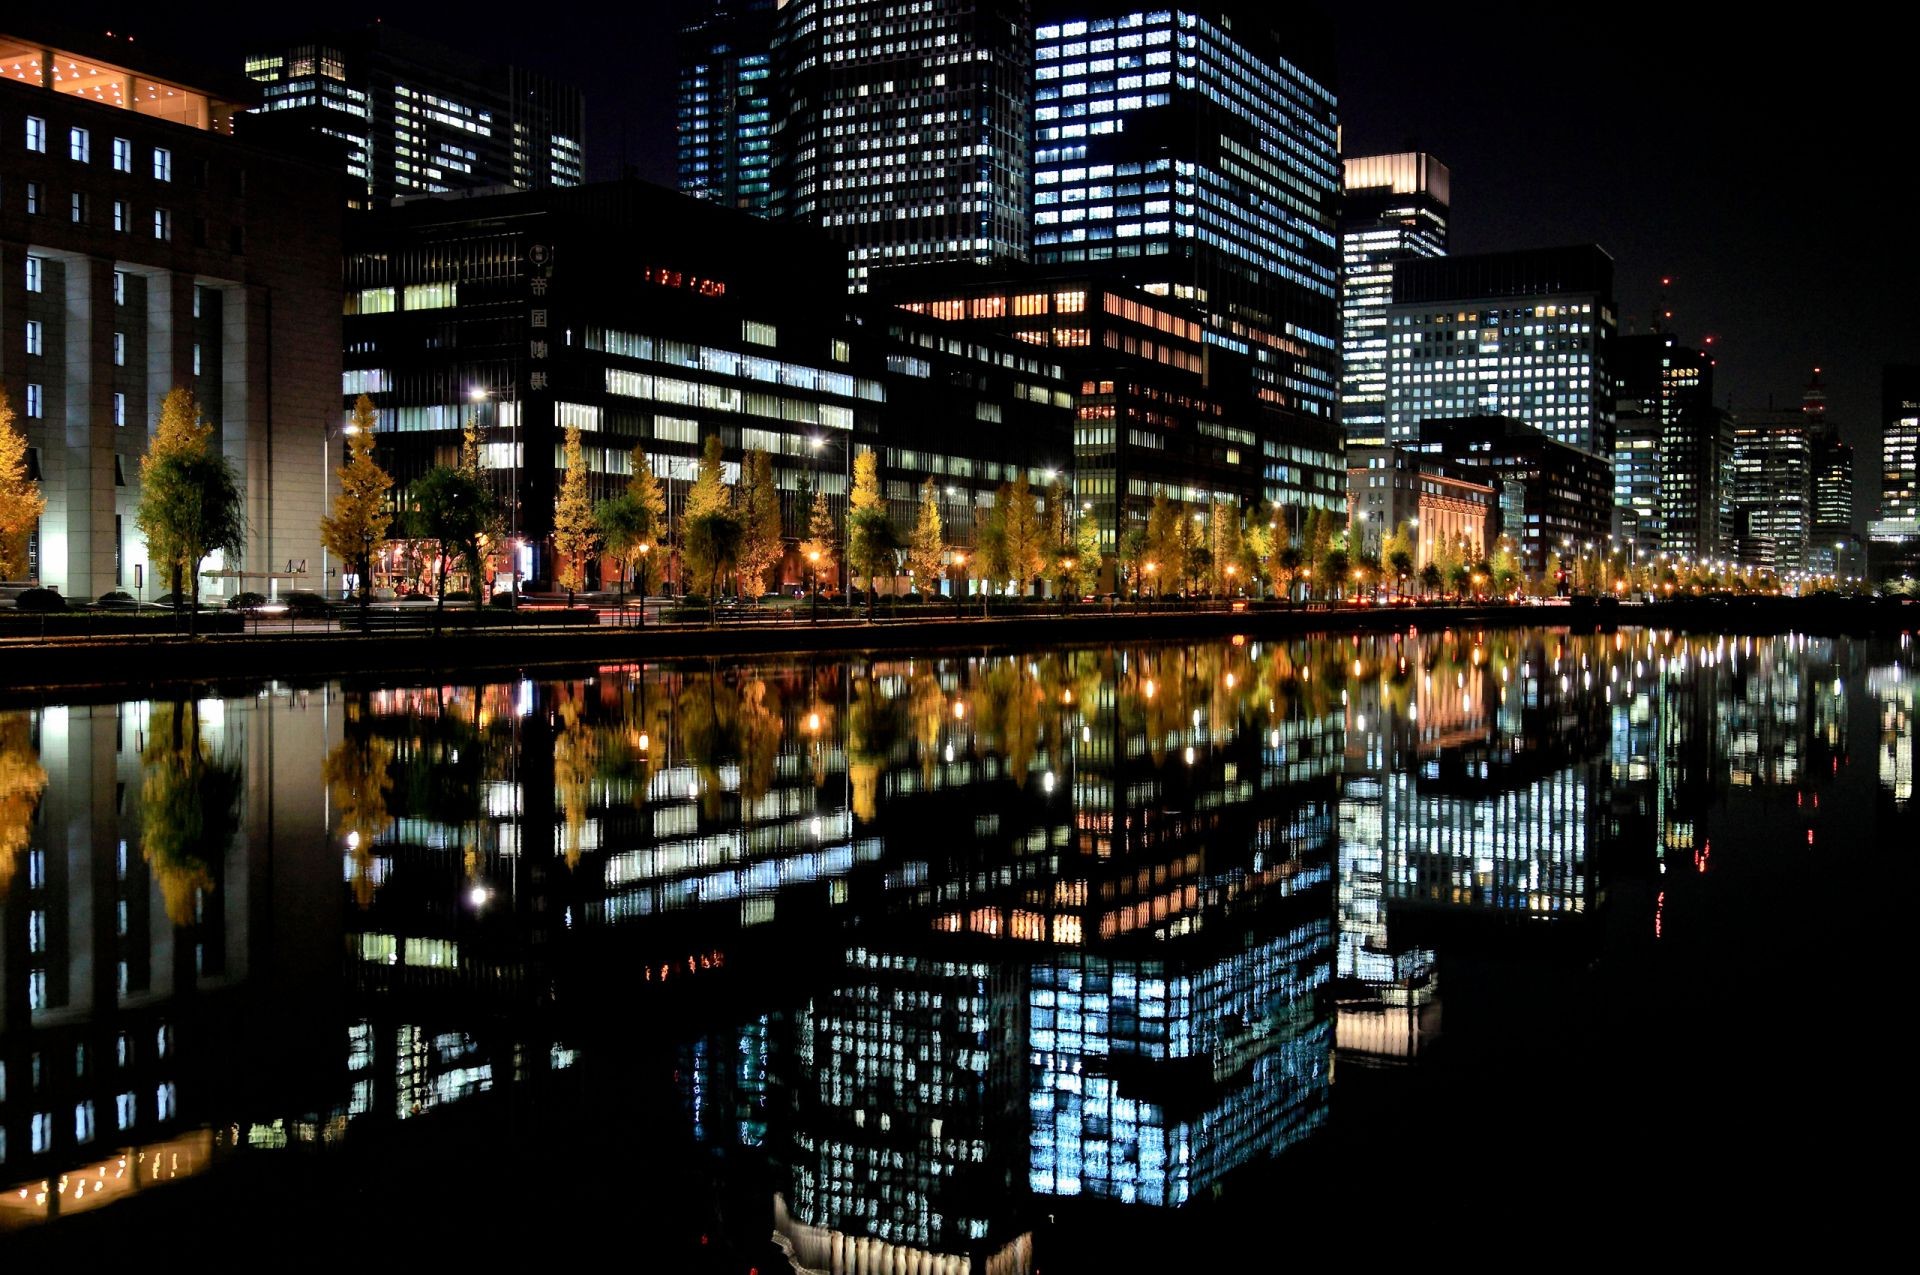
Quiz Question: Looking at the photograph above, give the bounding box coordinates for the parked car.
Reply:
[279,591,333,618]
[225,591,271,611]
[152,592,209,611]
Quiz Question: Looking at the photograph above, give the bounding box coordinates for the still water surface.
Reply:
[2,627,1914,1261]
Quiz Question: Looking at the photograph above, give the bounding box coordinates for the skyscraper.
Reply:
[1031,4,1342,425]
[1385,245,1615,458]
[1883,365,1920,524]
[1613,332,1729,562]
[243,25,585,206]
[769,0,1032,292]
[1340,152,1449,446]
[676,1,777,215]
[1732,410,1813,572]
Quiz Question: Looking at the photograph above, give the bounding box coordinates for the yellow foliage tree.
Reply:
[553,424,599,598]
[0,395,46,579]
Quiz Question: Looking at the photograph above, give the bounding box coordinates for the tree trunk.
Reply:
[187,555,200,637]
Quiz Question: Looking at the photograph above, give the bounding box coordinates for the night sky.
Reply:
[59,1,1918,527]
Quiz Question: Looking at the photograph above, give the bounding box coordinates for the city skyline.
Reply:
[43,0,1905,525]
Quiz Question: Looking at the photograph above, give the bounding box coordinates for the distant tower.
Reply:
[1340,153,1450,446]
[676,1,777,215]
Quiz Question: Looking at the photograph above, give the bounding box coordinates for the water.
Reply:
[1,626,1914,1261]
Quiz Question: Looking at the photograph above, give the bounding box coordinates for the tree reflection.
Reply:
[0,710,48,899]
[324,700,397,909]
[141,702,242,926]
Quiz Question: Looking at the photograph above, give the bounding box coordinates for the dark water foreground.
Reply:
[2,627,1914,1262]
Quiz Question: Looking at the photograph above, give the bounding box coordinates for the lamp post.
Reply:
[321,420,361,602]
[808,549,822,623]
[951,551,966,620]
[469,384,520,602]
[810,434,852,596]
[636,542,650,625]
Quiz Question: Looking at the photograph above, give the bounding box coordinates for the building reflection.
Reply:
[1,628,1910,1245]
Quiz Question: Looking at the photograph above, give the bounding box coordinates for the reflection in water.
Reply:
[1,630,1915,1252]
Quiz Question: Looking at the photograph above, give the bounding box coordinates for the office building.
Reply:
[1732,411,1813,572]
[1411,415,1612,575]
[1,24,342,601]
[343,182,1072,594]
[769,0,1032,292]
[1612,331,1728,562]
[1340,153,1449,446]
[1884,365,1920,524]
[1031,5,1342,428]
[884,267,1346,559]
[1345,445,1496,566]
[1386,245,1614,461]
[676,1,777,215]
[243,25,584,206]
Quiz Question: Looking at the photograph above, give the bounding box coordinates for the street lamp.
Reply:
[810,434,852,595]
[321,420,362,602]
[469,384,519,601]
[808,548,822,623]
[951,551,966,619]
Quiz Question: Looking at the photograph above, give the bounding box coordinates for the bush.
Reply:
[489,591,517,608]
[15,587,66,612]
[443,590,473,602]
[681,593,709,607]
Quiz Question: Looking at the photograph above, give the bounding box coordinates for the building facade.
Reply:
[1386,246,1615,460]
[243,25,585,206]
[2,26,342,601]
[1031,5,1342,432]
[1883,364,1920,524]
[769,0,1032,292]
[1339,152,1448,447]
[344,182,1074,594]
[1345,445,1495,568]
[1411,415,1613,576]
[1613,331,1728,563]
[1731,410,1813,572]
[884,267,1346,560]
[676,1,777,216]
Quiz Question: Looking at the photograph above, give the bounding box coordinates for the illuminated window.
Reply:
[26,115,46,152]
[26,256,43,292]
[70,192,85,223]
[153,208,171,240]
[346,286,396,315]
[1054,290,1087,313]
[114,393,126,426]
[70,126,90,162]
[153,147,171,182]
[112,137,132,171]
[743,319,777,347]
[401,281,456,310]
[25,321,42,356]
[112,199,128,231]
[114,332,126,366]
[26,384,42,418]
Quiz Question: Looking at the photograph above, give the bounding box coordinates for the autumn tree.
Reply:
[679,434,733,595]
[1000,471,1044,597]
[597,445,665,595]
[737,448,785,599]
[1069,512,1101,597]
[320,396,393,625]
[136,387,244,633]
[0,394,45,581]
[1119,525,1151,599]
[972,503,1005,615]
[846,450,896,616]
[553,424,600,602]
[801,485,838,601]
[685,505,744,622]
[1209,501,1243,595]
[908,476,946,595]
[1144,494,1183,597]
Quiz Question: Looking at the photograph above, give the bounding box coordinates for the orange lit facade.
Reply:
[1346,445,1496,566]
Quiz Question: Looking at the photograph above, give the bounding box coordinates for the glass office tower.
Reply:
[677,1,777,215]
[1340,152,1449,447]
[1031,5,1342,425]
[244,24,585,206]
[770,0,1033,292]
